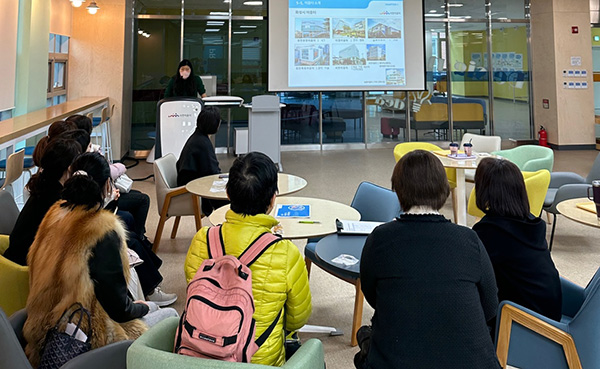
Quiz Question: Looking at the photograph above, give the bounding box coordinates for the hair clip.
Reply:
[73,170,88,177]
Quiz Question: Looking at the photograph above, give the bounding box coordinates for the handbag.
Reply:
[38,303,92,369]
[114,174,133,193]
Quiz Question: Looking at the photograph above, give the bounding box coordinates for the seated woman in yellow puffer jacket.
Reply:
[184,152,312,367]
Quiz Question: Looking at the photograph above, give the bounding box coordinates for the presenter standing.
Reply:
[165,59,207,98]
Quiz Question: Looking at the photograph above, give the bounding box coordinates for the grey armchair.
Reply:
[543,153,600,250]
[2,308,131,369]
[496,268,600,369]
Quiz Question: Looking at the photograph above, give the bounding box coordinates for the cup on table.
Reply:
[449,142,459,156]
[587,180,600,219]
[463,142,473,156]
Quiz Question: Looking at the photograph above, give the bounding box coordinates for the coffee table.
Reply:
[186,173,307,201]
[208,196,361,239]
[556,197,600,228]
[436,153,492,226]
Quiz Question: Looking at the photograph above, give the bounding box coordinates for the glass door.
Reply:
[490,23,531,140]
[448,22,489,143]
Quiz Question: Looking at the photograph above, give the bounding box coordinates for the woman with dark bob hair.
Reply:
[358,150,500,368]
[472,157,561,322]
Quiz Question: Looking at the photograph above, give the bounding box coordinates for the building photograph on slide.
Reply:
[269,0,424,92]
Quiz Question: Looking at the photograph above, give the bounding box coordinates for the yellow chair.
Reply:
[468,169,551,218]
[393,142,459,222]
[0,235,29,317]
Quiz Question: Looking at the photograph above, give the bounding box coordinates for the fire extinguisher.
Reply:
[538,126,549,147]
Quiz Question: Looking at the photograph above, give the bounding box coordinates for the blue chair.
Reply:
[495,269,600,369]
[544,152,600,251]
[303,181,401,346]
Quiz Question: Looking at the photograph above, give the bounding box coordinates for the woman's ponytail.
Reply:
[61,152,110,210]
[62,173,103,210]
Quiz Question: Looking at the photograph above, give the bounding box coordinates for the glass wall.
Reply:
[131,0,532,152]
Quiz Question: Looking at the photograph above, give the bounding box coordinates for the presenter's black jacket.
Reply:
[176,130,221,188]
[164,75,206,98]
[360,214,501,369]
[5,180,62,266]
[473,213,562,322]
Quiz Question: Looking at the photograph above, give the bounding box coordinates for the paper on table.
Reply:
[576,202,597,214]
[210,179,228,193]
[331,254,359,266]
[336,219,383,235]
[276,204,310,218]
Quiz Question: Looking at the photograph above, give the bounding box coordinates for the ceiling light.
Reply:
[243,1,263,5]
[233,31,248,34]
[239,25,257,28]
[425,14,444,17]
[448,3,464,7]
[210,11,229,16]
[138,29,143,34]
[71,0,85,7]
[207,21,225,25]
[86,1,100,14]
[205,29,220,32]
[429,10,437,13]
[223,0,231,2]
[497,17,508,20]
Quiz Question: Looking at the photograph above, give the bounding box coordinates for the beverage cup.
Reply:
[587,180,600,219]
[449,142,459,156]
[463,143,473,156]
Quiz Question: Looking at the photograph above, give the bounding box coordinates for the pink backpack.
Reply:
[175,225,282,362]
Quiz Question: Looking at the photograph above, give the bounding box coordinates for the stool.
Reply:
[91,104,115,162]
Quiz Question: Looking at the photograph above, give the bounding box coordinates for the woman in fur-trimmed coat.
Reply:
[23,153,149,367]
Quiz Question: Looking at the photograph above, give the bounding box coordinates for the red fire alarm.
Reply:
[572,26,579,34]
[542,99,549,109]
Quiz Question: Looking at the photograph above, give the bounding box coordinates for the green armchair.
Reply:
[491,145,554,172]
[127,317,325,369]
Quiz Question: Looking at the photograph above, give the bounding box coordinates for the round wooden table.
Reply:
[556,197,600,228]
[185,173,307,200]
[208,196,361,239]
[435,152,493,226]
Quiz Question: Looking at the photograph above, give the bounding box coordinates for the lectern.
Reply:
[247,95,282,170]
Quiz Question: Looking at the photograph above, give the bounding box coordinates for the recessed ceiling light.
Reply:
[243,1,263,5]
[240,25,257,28]
[223,0,231,2]
[429,10,437,13]
[425,13,444,17]
[448,3,464,7]
[497,17,508,20]
[210,11,229,16]
[207,21,225,25]
[205,29,221,32]
[233,31,248,34]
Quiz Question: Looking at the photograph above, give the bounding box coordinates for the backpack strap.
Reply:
[255,309,282,347]
[206,226,226,259]
[238,232,282,267]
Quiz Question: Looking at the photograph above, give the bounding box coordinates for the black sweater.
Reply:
[88,231,149,322]
[473,214,562,321]
[176,131,220,187]
[5,183,62,266]
[360,214,500,369]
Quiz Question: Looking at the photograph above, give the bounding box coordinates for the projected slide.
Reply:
[289,0,406,88]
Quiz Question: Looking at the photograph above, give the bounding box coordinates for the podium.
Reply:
[246,95,283,170]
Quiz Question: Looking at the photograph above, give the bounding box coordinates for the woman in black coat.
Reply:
[358,150,501,369]
[176,106,227,215]
[472,158,562,322]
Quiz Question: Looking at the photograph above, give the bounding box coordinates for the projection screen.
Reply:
[268,0,425,92]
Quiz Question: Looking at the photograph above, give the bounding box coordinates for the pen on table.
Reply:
[298,220,321,224]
